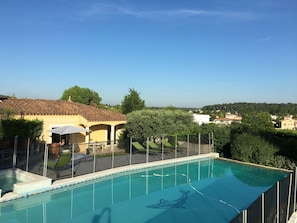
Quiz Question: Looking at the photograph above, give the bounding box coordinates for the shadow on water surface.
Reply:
[92,208,111,223]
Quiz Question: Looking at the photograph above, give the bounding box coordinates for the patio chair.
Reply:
[162,140,174,149]
[132,142,146,152]
[47,152,72,178]
[148,141,160,150]
[148,141,164,154]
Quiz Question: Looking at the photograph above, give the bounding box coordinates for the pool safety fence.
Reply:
[231,168,296,223]
[0,133,214,181]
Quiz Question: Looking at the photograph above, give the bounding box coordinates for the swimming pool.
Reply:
[0,158,289,223]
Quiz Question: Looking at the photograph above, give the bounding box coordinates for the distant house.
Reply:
[280,115,297,130]
[214,112,242,125]
[193,114,210,125]
[0,98,126,152]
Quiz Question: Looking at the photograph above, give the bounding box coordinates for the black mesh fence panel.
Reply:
[230,212,244,223]
[247,196,262,223]
[265,184,277,223]
[279,176,290,223]
[289,173,296,219]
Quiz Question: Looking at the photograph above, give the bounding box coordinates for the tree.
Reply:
[0,108,15,120]
[242,112,274,131]
[125,109,193,142]
[201,124,231,156]
[60,85,102,106]
[121,88,145,114]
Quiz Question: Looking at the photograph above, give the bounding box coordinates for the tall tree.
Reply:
[60,85,102,106]
[121,88,145,114]
[126,109,193,141]
[242,112,274,130]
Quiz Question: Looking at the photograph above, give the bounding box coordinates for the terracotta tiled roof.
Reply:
[215,117,242,121]
[0,98,126,122]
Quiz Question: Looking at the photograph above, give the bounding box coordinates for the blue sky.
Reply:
[0,0,296,108]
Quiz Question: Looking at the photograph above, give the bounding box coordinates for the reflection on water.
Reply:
[0,158,288,223]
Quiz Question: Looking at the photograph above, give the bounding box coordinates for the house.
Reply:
[280,115,297,130]
[193,114,210,125]
[0,98,126,152]
[214,112,242,125]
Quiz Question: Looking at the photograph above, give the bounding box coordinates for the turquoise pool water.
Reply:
[0,177,20,194]
[0,158,289,223]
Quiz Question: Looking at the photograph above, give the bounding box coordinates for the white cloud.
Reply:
[257,36,273,42]
[81,3,256,21]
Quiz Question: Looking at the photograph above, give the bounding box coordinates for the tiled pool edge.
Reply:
[218,157,293,173]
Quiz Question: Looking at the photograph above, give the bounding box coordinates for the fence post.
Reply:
[187,134,189,157]
[294,167,297,212]
[161,135,164,160]
[287,173,293,222]
[146,137,149,163]
[243,209,247,223]
[111,149,114,169]
[212,132,214,152]
[175,134,177,158]
[93,142,96,173]
[71,144,74,178]
[43,144,48,177]
[26,138,30,171]
[261,193,265,223]
[208,132,211,152]
[13,135,18,168]
[129,137,132,165]
[198,133,201,155]
[277,181,280,223]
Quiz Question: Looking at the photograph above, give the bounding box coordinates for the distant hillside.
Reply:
[202,102,297,116]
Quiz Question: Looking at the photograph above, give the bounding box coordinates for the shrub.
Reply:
[230,133,278,166]
[1,119,43,140]
[273,155,296,170]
